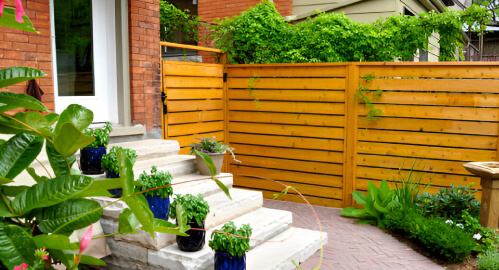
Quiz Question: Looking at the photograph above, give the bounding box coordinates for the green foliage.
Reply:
[355,74,383,121]
[385,207,476,263]
[169,193,210,227]
[189,136,240,162]
[160,1,200,42]
[340,180,399,228]
[0,8,39,34]
[208,1,492,63]
[135,166,173,199]
[209,221,252,257]
[461,210,499,254]
[392,162,429,212]
[101,146,138,175]
[478,248,499,270]
[416,183,481,223]
[83,122,113,148]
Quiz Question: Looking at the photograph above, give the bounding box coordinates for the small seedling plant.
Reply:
[188,137,239,162]
[83,122,113,148]
[209,221,252,258]
[101,146,138,175]
[135,166,173,199]
[169,194,210,227]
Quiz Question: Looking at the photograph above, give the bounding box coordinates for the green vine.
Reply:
[160,1,201,42]
[247,73,261,108]
[355,74,383,122]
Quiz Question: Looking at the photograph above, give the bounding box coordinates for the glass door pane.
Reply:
[54,0,94,96]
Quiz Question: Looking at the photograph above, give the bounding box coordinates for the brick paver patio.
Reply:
[263,199,445,270]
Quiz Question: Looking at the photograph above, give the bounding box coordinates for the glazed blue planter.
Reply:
[177,220,206,252]
[105,170,122,198]
[80,147,106,174]
[214,252,246,270]
[146,195,170,220]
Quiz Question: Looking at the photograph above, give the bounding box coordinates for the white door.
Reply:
[51,0,118,123]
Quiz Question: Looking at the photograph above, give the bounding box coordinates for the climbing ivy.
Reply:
[207,0,492,63]
[355,74,383,122]
[160,1,200,42]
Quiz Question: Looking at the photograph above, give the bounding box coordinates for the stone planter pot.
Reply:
[105,170,121,198]
[176,220,205,252]
[146,195,170,220]
[80,147,106,174]
[195,152,224,176]
[214,251,246,270]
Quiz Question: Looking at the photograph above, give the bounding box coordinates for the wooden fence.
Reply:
[162,59,499,207]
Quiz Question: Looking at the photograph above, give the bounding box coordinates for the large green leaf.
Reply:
[12,175,94,215]
[0,91,47,112]
[0,222,36,269]
[352,191,367,206]
[175,203,190,233]
[339,207,372,219]
[194,149,216,176]
[0,177,12,185]
[0,8,39,34]
[0,111,54,138]
[38,199,103,234]
[25,167,50,183]
[0,194,16,217]
[367,181,379,202]
[54,104,93,134]
[118,208,140,234]
[46,142,75,177]
[1,185,29,197]
[54,123,94,158]
[32,234,78,250]
[0,133,43,180]
[152,219,189,236]
[378,180,391,202]
[214,178,232,200]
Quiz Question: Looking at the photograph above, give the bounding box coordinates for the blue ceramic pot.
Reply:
[105,170,122,198]
[146,196,170,220]
[214,252,246,270]
[177,220,205,252]
[80,147,106,174]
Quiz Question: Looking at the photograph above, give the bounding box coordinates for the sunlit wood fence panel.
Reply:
[162,61,225,154]
[226,65,349,207]
[355,63,499,201]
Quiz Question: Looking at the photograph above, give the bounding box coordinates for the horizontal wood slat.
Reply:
[229,122,344,139]
[167,89,223,100]
[228,89,345,102]
[369,92,499,108]
[232,143,343,163]
[229,111,345,127]
[173,131,225,149]
[229,100,345,115]
[228,78,346,90]
[364,78,499,93]
[168,121,224,137]
[228,65,347,78]
[167,111,224,124]
[359,65,499,79]
[167,100,223,112]
[163,61,223,77]
[259,190,343,208]
[164,76,223,88]
[229,133,344,151]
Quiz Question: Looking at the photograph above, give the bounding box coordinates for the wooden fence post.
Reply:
[221,54,230,172]
[342,63,360,207]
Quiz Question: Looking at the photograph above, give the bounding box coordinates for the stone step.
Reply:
[109,139,181,159]
[145,208,293,270]
[132,155,196,177]
[99,187,262,250]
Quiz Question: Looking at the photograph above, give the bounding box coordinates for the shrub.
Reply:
[83,122,113,148]
[478,248,499,270]
[135,166,173,199]
[385,208,476,263]
[169,194,210,227]
[209,221,252,257]
[416,183,481,223]
[461,211,499,254]
[101,146,138,175]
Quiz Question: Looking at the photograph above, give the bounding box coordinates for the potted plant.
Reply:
[101,146,138,197]
[188,137,240,176]
[169,193,210,252]
[135,166,173,220]
[80,122,113,174]
[209,221,252,270]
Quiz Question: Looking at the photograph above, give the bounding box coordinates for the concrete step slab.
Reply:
[132,155,196,177]
[147,207,293,270]
[109,139,180,159]
[99,186,260,250]
[246,228,328,270]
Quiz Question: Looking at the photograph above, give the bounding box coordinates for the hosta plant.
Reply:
[340,180,399,228]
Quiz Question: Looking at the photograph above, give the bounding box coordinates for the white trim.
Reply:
[49,0,58,108]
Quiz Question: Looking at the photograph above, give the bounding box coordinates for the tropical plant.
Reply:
[169,193,210,227]
[160,1,200,42]
[101,146,138,175]
[340,180,399,228]
[83,121,113,148]
[207,0,491,63]
[135,166,173,199]
[416,183,481,223]
[209,221,252,258]
[188,136,239,162]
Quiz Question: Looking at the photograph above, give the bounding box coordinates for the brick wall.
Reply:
[0,0,54,110]
[129,0,162,132]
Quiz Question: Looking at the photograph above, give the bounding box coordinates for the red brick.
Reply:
[4,33,29,43]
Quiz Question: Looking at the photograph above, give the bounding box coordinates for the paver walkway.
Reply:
[263,199,445,270]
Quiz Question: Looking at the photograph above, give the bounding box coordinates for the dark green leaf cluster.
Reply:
[477,247,499,270]
[209,221,252,257]
[83,122,113,148]
[207,1,492,63]
[188,136,239,162]
[416,183,481,223]
[340,180,399,228]
[385,207,476,263]
[101,146,138,175]
[169,193,210,227]
[135,166,173,199]
[461,211,499,254]
[160,1,200,42]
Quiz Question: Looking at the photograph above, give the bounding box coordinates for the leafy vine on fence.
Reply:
[355,74,383,121]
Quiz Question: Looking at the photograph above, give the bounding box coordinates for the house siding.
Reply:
[0,0,54,111]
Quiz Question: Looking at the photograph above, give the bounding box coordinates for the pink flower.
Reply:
[0,0,4,17]
[42,254,48,260]
[14,0,24,23]
[21,263,28,269]
[14,267,21,270]
[79,224,93,253]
